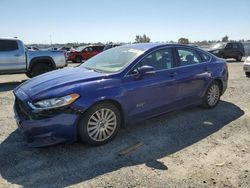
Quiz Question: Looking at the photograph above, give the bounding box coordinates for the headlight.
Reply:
[213,50,220,54]
[28,94,79,112]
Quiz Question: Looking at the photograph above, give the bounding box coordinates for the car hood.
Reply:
[15,67,106,100]
[207,47,224,52]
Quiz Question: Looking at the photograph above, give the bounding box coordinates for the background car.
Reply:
[243,56,250,77]
[0,38,67,78]
[13,43,228,147]
[67,45,104,63]
[208,42,245,61]
[58,47,73,52]
[103,44,121,51]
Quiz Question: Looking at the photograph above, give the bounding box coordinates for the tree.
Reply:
[222,35,229,42]
[135,34,151,43]
[178,37,189,44]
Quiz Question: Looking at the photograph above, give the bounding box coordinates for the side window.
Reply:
[199,51,211,62]
[0,40,18,52]
[84,47,92,52]
[232,43,238,49]
[98,46,104,51]
[139,48,173,71]
[92,46,97,51]
[226,43,232,49]
[177,48,202,66]
[93,46,104,51]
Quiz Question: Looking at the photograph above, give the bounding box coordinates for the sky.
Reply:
[0,0,250,44]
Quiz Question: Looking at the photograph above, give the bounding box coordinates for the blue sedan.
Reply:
[13,43,228,147]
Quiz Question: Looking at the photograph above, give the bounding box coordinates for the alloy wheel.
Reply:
[207,84,220,106]
[87,108,117,142]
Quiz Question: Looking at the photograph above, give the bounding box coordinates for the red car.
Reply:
[67,45,104,63]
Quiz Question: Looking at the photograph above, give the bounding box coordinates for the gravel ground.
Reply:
[0,61,249,188]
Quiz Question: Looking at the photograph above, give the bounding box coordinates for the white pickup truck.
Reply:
[0,38,67,78]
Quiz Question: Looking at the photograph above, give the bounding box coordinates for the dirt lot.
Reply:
[0,61,249,188]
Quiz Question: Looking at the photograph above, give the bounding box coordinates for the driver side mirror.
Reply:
[134,65,156,79]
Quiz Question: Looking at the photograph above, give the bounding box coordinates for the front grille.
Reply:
[15,98,30,120]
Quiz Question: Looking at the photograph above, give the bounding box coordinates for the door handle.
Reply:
[14,54,22,57]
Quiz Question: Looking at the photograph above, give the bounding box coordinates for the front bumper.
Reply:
[14,98,80,147]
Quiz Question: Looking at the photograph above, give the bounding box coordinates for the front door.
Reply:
[0,39,26,72]
[122,47,179,120]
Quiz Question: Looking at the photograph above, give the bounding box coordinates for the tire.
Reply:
[245,72,250,77]
[236,54,242,62]
[30,63,53,77]
[25,72,32,78]
[75,56,82,63]
[202,81,221,108]
[78,102,121,146]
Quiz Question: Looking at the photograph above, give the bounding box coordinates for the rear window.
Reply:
[92,46,104,51]
[0,40,18,51]
[177,48,202,66]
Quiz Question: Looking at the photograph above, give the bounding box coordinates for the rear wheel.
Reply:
[202,81,221,108]
[30,63,54,77]
[78,102,121,146]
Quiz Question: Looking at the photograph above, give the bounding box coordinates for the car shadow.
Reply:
[0,80,27,92]
[0,101,244,187]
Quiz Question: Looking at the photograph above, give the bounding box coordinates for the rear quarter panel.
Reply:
[205,58,228,95]
[27,50,66,68]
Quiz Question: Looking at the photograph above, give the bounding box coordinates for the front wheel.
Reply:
[202,81,221,108]
[236,54,242,62]
[78,103,121,146]
[245,72,250,77]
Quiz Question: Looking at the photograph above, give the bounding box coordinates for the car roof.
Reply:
[123,43,196,52]
[0,37,21,41]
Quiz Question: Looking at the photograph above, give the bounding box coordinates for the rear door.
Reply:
[224,43,239,58]
[0,40,26,72]
[173,47,211,104]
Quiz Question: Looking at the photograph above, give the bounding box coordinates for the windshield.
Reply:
[211,43,226,49]
[76,46,86,51]
[80,46,144,73]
